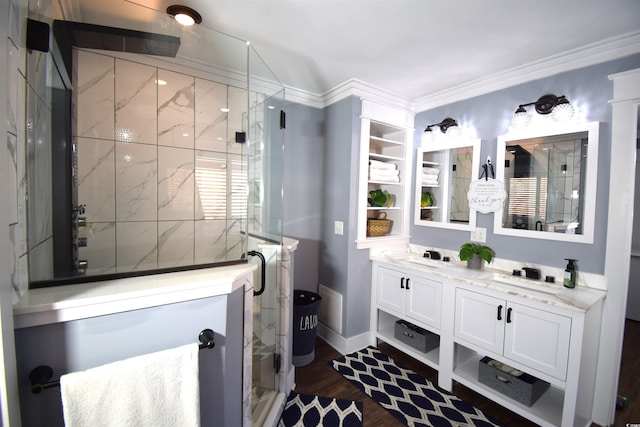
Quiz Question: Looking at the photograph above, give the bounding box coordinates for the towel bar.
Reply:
[29,328,215,394]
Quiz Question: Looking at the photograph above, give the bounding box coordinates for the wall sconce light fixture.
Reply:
[421,117,460,144]
[510,94,575,129]
[167,5,202,26]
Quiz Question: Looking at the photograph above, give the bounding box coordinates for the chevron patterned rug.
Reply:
[278,391,363,427]
[332,346,504,427]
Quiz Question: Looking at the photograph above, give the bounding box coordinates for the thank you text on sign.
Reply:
[467,179,507,214]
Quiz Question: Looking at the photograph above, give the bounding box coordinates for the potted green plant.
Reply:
[459,243,495,269]
[368,189,392,207]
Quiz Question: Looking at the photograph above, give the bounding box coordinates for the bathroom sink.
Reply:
[385,254,440,269]
[480,273,561,295]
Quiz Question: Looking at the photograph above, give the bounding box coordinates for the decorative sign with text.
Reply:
[467,179,507,213]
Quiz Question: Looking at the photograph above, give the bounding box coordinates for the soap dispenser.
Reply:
[563,259,577,289]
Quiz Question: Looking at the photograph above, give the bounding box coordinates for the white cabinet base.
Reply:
[370,260,604,427]
[452,345,564,427]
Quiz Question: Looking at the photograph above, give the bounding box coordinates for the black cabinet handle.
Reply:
[406,278,410,289]
[400,277,405,289]
[507,307,513,323]
[497,304,503,321]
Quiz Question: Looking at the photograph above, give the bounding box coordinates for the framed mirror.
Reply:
[414,138,481,230]
[494,122,600,243]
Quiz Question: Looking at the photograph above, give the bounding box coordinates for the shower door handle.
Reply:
[248,250,266,296]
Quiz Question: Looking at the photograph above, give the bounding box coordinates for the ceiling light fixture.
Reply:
[167,5,202,26]
[421,117,460,144]
[509,94,575,129]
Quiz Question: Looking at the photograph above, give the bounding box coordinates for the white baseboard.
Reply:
[317,322,371,355]
[286,366,295,392]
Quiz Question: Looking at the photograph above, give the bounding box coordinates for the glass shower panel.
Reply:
[247,45,285,425]
[30,3,253,284]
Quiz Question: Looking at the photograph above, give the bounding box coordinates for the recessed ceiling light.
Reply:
[166,5,202,26]
[220,107,230,113]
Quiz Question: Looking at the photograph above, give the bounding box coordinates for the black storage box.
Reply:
[478,356,550,407]
[393,319,439,353]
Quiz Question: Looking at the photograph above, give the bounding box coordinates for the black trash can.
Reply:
[292,290,322,367]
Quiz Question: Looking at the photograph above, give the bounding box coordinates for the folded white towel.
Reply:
[422,167,440,175]
[422,179,439,186]
[422,173,439,181]
[60,344,200,427]
[369,168,400,177]
[370,175,400,183]
[369,159,396,170]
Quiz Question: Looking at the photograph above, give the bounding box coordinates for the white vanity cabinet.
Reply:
[370,262,443,370]
[454,288,571,380]
[370,259,605,427]
[377,265,442,329]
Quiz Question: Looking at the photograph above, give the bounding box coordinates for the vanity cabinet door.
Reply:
[455,288,572,380]
[376,266,407,314]
[375,265,443,331]
[406,274,442,329]
[504,302,571,380]
[454,289,504,355]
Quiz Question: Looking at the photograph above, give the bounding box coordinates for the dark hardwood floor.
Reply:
[615,319,640,427]
[293,319,640,427]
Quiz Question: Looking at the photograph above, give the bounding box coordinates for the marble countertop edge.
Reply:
[13,264,257,327]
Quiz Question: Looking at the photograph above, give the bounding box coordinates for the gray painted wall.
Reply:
[283,102,324,293]
[15,290,243,427]
[412,54,640,275]
[317,96,373,337]
[283,55,640,340]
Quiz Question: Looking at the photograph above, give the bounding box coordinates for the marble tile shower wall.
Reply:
[7,0,59,300]
[75,49,249,274]
[7,0,26,302]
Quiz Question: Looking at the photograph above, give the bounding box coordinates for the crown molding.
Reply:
[285,78,413,111]
[412,30,640,113]
[286,31,640,113]
[320,78,413,110]
[283,85,325,109]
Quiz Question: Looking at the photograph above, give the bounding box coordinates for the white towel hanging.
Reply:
[60,344,200,427]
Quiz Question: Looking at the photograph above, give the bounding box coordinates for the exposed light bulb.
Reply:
[421,129,434,145]
[174,13,195,26]
[510,109,532,129]
[551,101,575,122]
[445,125,461,138]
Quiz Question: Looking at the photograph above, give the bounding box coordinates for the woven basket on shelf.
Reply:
[367,212,392,237]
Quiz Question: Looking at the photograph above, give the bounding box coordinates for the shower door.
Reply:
[246,46,285,425]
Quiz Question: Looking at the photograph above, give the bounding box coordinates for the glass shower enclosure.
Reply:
[23,1,285,424]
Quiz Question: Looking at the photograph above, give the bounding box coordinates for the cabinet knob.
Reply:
[497,304,503,321]
[507,307,513,323]
[400,277,405,289]
[406,278,410,289]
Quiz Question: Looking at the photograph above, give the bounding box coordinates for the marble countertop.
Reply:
[13,264,257,329]
[374,253,606,312]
